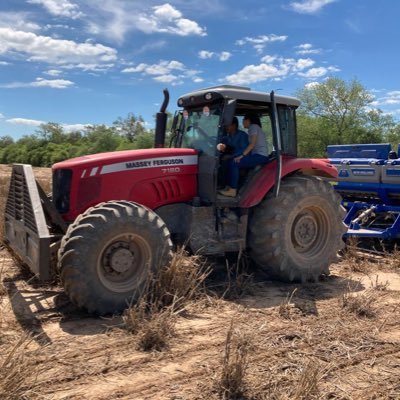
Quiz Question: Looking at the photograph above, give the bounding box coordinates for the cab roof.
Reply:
[178,85,301,108]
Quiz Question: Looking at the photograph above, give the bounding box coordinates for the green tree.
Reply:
[0,135,14,148]
[113,113,146,142]
[297,78,374,145]
[35,122,65,144]
[133,132,155,149]
[85,125,121,153]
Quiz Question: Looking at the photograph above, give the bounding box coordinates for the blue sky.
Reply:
[1,0,400,139]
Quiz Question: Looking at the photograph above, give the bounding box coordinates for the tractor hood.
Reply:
[52,147,199,221]
[53,148,198,171]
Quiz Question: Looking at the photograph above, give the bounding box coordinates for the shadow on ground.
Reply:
[4,252,364,340]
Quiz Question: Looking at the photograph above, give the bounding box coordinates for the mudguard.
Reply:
[239,157,338,208]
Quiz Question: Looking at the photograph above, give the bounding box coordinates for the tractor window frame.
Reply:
[277,105,297,157]
[235,100,297,157]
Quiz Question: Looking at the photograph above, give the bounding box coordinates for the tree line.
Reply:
[1,78,400,167]
[0,114,155,167]
[296,78,400,157]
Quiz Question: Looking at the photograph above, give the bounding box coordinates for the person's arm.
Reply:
[234,128,257,162]
[216,135,228,152]
[232,131,250,157]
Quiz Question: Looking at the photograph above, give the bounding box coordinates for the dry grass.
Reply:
[292,359,321,400]
[0,334,41,400]
[122,247,209,351]
[220,253,254,300]
[122,300,175,351]
[0,258,6,298]
[278,288,298,319]
[145,247,210,312]
[1,164,400,399]
[218,321,251,400]
[384,246,400,270]
[137,309,175,351]
[340,239,376,273]
[369,274,389,291]
[340,284,378,318]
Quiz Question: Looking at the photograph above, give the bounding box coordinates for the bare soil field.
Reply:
[1,164,400,399]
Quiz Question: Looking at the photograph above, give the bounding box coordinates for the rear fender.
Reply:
[239,157,338,208]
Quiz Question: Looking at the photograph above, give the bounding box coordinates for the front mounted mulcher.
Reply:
[4,164,66,280]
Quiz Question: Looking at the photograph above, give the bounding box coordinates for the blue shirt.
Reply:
[221,129,249,157]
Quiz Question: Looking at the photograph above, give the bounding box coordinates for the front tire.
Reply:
[58,201,172,314]
[248,175,345,282]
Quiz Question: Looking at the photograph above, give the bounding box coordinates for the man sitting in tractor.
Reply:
[219,112,269,197]
[217,116,249,189]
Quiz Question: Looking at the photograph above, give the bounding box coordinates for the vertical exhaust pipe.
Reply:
[154,89,170,148]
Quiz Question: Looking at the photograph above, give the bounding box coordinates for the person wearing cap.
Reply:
[217,116,249,188]
[218,112,269,197]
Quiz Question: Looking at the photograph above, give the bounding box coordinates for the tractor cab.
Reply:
[169,85,300,204]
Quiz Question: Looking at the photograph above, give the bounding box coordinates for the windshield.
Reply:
[181,104,222,155]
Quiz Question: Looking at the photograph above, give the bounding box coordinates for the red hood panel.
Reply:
[53,148,198,170]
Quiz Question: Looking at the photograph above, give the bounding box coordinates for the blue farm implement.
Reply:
[328,143,400,241]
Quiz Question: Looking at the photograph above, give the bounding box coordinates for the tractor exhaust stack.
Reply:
[154,88,170,148]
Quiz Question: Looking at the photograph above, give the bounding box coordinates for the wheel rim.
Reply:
[97,233,152,293]
[291,206,328,256]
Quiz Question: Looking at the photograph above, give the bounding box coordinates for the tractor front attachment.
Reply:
[4,164,66,280]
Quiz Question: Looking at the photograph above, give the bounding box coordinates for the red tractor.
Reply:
[4,85,345,314]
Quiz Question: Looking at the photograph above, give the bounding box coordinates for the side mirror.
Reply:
[221,99,237,127]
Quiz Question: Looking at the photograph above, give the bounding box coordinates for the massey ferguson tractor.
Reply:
[4,85,345,314]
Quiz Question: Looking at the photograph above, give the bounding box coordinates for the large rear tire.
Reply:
[58,201,172,314]
[248,175,345,282]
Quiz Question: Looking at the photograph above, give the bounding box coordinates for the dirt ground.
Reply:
[1,164,400,399]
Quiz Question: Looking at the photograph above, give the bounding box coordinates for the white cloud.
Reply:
[0,113,4,119]
[122,59,202,85]
[199,50,214,59]
[298,66,339,78]
[6,118,90,131]
[2,78,74,89]
[123,60,185,75]
[236,34,287,53]
[305,81,320,89]
[293,58,315,70]
[28,0,83,19]
[87,2,206,43]
[372,90,400,107]
[295,43,322,55]
[387,91,400,97]
[0,12,41,32]
[44,69,62,76]
[137,4,206,37]
[225,63,290,85]
[289,0,336,14]
[0,61,9,66]
[61,63,115,72]
[0,28,117,69]
[198,50,232,61]
[153,74,178,83]
[224,55,337,85]
[7,118,45,127]
[219,51,232,61]
[63,123,91,132]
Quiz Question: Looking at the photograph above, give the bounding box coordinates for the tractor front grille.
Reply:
[53,169,72,214]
